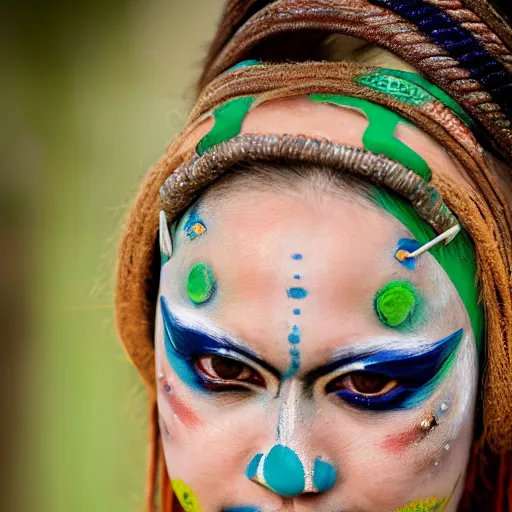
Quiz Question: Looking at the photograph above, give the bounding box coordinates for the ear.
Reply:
[159,210,173,264]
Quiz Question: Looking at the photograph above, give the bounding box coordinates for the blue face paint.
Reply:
[283,255,308,379]
[283,348,301,379]
[183,205,207,240]
[287,326,301,344]
[262,444,305,496]
[160,297,279,391]
[245,453,263,479]
[395,238,421,269]
[287,287,308,299]
[313,458,337,492]
[223,508,261,512]
[312,329,464,411]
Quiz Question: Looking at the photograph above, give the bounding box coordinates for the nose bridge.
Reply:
[245,380,337,497]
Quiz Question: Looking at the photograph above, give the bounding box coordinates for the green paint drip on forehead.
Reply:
[196,96,255,155]
[186,263,216,305]
[310,94,432,181]
[375,280,418,328]
[371,186,484,353]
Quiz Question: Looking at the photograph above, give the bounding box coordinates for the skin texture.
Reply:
[155,175,478,511]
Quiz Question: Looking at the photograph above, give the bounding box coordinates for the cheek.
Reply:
[314,339,477,508]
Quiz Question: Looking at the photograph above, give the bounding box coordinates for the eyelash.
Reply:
[194,354,266,390]
[194,354,405,407]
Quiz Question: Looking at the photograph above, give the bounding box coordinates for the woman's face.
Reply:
[155,182,478,512]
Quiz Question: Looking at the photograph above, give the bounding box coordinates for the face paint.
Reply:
[318,329,463,411]
[284,254,307,378]
[287,287,308,299]
[184,206,207,240]
[393,497,447,512]
[262,444,305,496]
[171,479,201,512]
[223,508,261,512]
[381,424,428,454]
[313,458,337,493]
[156,186,477,511]
[186,263,216,305]
[374,280,420,328]
[245,453,263,479]
[161,297,276,392]
[160,377,203,428]
[395,238,422,270]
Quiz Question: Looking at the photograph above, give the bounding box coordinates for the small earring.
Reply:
[420,413,438,434]
[159,210,173,262]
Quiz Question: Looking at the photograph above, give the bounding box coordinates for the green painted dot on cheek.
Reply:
[374,280,418,327]
[186,263,216,305]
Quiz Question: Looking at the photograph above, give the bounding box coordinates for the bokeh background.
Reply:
[2,1,224,510]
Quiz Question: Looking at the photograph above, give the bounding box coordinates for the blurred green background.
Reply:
[2,1,223,511]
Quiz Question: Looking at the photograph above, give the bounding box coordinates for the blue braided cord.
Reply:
[370,0,512,119]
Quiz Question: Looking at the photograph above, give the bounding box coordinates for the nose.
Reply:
[245,445,337,496]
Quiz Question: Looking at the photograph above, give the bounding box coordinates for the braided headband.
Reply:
[197,0,512,165]
[160,134,458,235]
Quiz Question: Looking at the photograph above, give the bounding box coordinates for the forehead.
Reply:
[163,184,467,368]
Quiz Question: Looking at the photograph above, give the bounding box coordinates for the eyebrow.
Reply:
[303,329,464,389]
[162,297,463,391]
[160,296,281,378]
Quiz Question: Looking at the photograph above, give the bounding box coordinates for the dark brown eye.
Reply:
[196,355,264,387]
[327,371,398,396]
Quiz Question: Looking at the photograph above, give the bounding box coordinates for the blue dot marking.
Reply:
[245,453,263,479]
[288,325,301,344]
[313,458,337,492]
[293,308,301,315]
[263,444,305,496]
[287,287,308,299]
[291,254,303,260]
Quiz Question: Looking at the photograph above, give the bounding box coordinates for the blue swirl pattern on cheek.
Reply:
[333,329,464,411]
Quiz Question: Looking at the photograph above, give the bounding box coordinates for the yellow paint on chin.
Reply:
[393,497,447,512]
[171,479,201,512]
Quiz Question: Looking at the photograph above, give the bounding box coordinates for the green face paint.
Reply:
[393,496,447,512]
[370,186,484,352]
[309,93,432,181]
[171,479,201,512]
[375,280,418,328]
[196,96,255,155]
[186,263,216,305]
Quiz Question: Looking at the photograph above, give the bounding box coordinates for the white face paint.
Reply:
[155,183,478,512]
